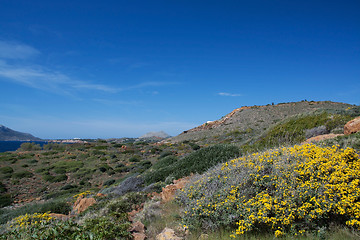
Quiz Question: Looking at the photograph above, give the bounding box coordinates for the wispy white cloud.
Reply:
[0,41,40,59]
[0,40,120,94]
[218,92,243,97]
[0,60,118,94]
[0,40,178,96]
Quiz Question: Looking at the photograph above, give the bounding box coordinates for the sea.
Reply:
[0,141,48,153]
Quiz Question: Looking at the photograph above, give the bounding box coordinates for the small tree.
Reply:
[18,142,41,151]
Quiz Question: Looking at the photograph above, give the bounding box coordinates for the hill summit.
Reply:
[168,100,357,145]
[0,125,41,141]
[139,131,170,139]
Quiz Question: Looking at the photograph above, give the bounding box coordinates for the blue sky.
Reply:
[0,0,359,139]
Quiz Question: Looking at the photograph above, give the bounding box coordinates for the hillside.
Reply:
[0,125,41,141]
[168,101,357,146]
[1,100,360,239]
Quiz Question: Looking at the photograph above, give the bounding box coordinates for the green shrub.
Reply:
[103,179,116,186]
[145,144,240,184]
[18,142,41,151]
[18,153,35,159]
[43,143,66,150]
[172,144,240,179]
[189,142,200,150]
[122,149,135,154]
[53,167,67,174]
[115,163,125,168]
[41,150,59,156]
[129,156,141,162]
[133,160,152,173]
[74,169,93,178]
[158,151,173,159]
[1,216,129,240]
[153,155,178,169]
[0,166,14,174]
[28,159,38,164]
[13,171,33,179]
[0,193,12,208]
[93,145,108,150]
[42,173,55,182]
[0,182,7,193]
[248,112,353,152]
[61,184,78,190]
[79,180,91,186]
[52,174,68,182]
[83,216,131,239]
[0,199,71,225]
[52,160,84,173]
[5,192,148,239]
[98,165,110,172]
[92,149,105,155]
[114,166,131,173]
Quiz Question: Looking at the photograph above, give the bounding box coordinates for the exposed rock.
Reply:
[156,228,182,240]
[133,232,147,240]
[102,175,144,196]
[96,193,106,198]
[128,209,141,222]
[304,133,344,143]
[160,177,190,203]
[305,125,329,139]
[73,197,96,214]
[183,106,252,133]
[130,221,145,234]
[148,191,161,199]
[344,116,360,135]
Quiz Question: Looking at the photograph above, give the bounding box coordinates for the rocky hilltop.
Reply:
[0,125,41,141]
[168,101,357,144]
[139,131,170,139]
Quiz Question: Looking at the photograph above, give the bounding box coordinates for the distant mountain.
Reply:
[139,131,171,139]
[0,125,42,141]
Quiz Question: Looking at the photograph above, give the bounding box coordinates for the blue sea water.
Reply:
[0,141,48,153]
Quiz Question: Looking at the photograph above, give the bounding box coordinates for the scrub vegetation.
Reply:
[1,101,360,239]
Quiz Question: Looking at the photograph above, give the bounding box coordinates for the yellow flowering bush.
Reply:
[10,212,53,228]
[178,144,360,237]
[72,190,92,200]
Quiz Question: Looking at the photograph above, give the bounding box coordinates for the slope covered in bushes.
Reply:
[178,143,360,238]
[144,144,241,184]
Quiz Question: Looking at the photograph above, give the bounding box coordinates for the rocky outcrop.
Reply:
[73,197,96,214]
[156,228,182,240]
[183,106,252,133]
[304,133,344,143]
[344,116,360,135]
[130,221,146,240]
[160,177,190,203]
[133,233,146,240]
